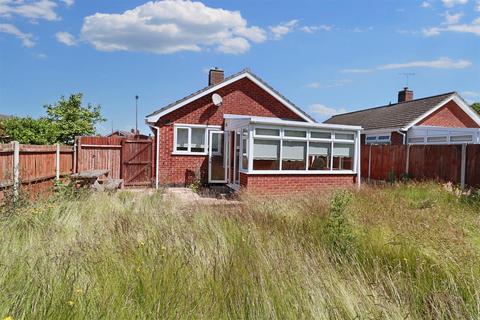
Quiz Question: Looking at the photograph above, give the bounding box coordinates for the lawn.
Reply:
[1,183,480,319]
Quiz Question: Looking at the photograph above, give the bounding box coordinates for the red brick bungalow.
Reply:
[145,68,361,194]
[325,88,480,145]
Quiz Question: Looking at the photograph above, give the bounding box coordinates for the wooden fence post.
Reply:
[55,143,60,181]
[460,143,466,189]
[12,141,20,200]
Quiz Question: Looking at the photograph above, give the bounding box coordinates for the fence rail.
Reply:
[361,144,480,188]
[0,142,74,199]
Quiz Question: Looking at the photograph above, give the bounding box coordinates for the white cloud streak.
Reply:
[269,19,298,39]
[310,104,348,117]
[0,0,59,21]
[0,23,35,47]
[379,57,472,69]
[423,17,480,36]
[300,25,332,33]
[81,0,267,55]
[306,79,352,89]
[55,31,76,46]
[342,57,472,73]
[442,0,468,7]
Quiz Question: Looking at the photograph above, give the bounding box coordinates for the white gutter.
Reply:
[147,123,160,189]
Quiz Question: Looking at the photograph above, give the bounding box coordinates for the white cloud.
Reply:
[342,57,472,74]
[443,11,463,24]
[300,25,332,33]
[421,1,432,8]
[310,104,348,117]
[80,1,267,55]
[35,53,47,59]
[423,17,480,36]
[306,79,352,89]
[0,0,59,21]
[340,68,373,74]
[379,57,472,69]
[60,0,73,6]
[353,26,373,33]
[442,0,468,7]
[269,19,298,39]
[55,31,76,46]
[0,23,35,47]
[463,91,480,97]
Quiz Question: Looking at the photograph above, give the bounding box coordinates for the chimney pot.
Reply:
[398,87,413,103]
[209,68,224,86]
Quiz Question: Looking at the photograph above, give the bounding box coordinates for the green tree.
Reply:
[472,102,480,115]
[44,93,105,145]
[1,117,57,144]
[0,93,105,145]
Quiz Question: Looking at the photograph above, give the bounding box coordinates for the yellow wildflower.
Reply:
[139,241,145,246]
[75,288,82,294]
[3,316,13,320]
[67,300,74,306]
[136,267,141,272]
[161,246,166,251]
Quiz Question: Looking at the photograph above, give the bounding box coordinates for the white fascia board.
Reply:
[402,94,480,131]
[146,71,315,124]
[249,118,361,130]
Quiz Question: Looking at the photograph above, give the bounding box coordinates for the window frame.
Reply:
[172,124,221,155]
[248,125,358,174]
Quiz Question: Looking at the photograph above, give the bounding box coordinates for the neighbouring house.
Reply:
[324,88,480,145]
[107,129,149,139]
[145,68,361,194]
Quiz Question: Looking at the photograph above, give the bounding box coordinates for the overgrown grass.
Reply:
[1,182,480,319]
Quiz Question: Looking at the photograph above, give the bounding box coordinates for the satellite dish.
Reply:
[212,93,223,107]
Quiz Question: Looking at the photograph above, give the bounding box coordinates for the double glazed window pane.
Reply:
[176,128,189,151]
[191,128,206,152]
[253,139,280,170]
[308,142,330,170]
[284,130,306,138]
[256,128,280,136]
[242,128,249,170]
[282,141,306,170]
[332,143,353,170]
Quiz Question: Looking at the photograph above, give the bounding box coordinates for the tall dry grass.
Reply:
[0,182,479,319]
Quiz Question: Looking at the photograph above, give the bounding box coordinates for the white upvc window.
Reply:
[250,126,358,174]
[173,124,220,155]
[365,133,391,145]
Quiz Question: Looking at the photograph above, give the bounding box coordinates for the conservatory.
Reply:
[207,115,362,192]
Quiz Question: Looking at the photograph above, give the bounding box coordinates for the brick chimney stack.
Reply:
[398,87,414,103]
[209,68,224,86]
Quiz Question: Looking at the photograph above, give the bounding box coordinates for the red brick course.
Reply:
[239,172,356,196]
[155,77,306,186]
[418,100,479,128]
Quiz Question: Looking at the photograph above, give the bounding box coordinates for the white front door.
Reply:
[208,131,227,183]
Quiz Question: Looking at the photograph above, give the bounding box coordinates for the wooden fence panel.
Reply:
[466,145,480,188]
[0,145,13,185]
[77,137,123,179]
[0,143,73,199]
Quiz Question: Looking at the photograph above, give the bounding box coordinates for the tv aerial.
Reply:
[399,73,416,87]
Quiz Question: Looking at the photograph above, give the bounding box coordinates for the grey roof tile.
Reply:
[324,92,456,130]
[146,69,316,122]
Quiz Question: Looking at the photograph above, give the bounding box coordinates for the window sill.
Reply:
[172,152,208,156]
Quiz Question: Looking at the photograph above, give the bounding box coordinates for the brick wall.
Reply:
[239,172,356,196]
[155,77,307,186]
[418,100,479,128]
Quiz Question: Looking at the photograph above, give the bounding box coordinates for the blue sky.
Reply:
[0,0,479,134]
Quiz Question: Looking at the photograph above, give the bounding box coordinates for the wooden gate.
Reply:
[121,139,154,187]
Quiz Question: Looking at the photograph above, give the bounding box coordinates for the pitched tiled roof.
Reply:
[146,68,316,122]
[324,92,456,130]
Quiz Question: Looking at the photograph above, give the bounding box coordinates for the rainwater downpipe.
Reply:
[148,124,160,189]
